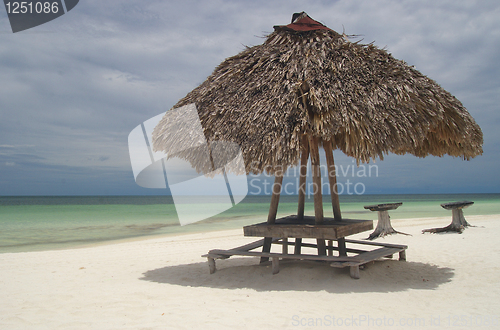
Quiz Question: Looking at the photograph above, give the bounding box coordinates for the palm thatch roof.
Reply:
[153,12,483,175]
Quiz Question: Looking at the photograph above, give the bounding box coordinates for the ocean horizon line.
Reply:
[1,192,499,198]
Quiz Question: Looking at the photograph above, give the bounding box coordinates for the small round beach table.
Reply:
[364,202,403,212]
[422,201,474,234]
[364,202,408,240]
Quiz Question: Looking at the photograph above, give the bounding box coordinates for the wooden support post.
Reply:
[328,240,333,257]
[295,135,309,255]
[453,208,470,227]
[308,135,326,256]
[282,238,288,255]
[267,174,283,225]
[371,210,396,238]
[308,136,323,223]
[338,238,347,257]
[323,139,342,221]
[294,239,302,255]
[294,239,303,255]
[297,134,309,220]
[208,257,216,274]
[261,174,284,263]
[260,238,272,263]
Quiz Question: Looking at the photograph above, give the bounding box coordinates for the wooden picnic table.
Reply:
[203,214,408,279]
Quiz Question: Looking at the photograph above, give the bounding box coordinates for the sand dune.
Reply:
[1,215,499,329]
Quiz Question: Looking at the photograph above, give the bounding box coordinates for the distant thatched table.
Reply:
[423,201,474,234]
[203,215,407,279]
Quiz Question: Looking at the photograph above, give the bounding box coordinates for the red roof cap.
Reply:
[274,13,332,32]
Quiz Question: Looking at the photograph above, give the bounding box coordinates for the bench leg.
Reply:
[338,238,347,257]
[208,257,216,274]
[282,238,288,255]
[399,250,406,261]
[328,240,333,256]
[260,237,273,263]
[317,239,327,256]
[350,265,360,279]
[294,238,302,255]
[272,257,280,275]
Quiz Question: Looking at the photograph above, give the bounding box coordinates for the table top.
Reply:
[243,215,373,239]
[440,201,474,210]
[364,202,403,211]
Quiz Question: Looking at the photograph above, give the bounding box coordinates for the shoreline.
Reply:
[3,214,498,255]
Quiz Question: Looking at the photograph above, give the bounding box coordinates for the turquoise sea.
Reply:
[1,194,499,253]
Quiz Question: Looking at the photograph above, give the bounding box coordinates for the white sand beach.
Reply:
[1,215,499,329]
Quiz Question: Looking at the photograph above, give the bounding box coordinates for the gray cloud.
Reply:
[0,0,498,195]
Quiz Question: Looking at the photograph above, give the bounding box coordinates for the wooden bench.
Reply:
[202,238,407,279]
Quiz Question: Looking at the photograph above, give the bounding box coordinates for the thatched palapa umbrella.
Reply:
[153,12,483,252]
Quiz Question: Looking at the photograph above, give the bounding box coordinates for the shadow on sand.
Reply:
[140,257,453,293]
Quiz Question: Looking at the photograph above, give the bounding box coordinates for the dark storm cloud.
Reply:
[0,0,498,195]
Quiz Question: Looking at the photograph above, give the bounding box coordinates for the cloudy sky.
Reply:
[0,0,498,196]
